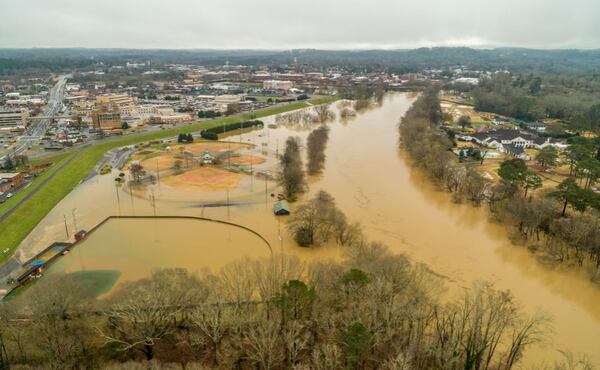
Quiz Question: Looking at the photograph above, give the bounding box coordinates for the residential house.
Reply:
[459,129,559,153]
[524,121,547,132]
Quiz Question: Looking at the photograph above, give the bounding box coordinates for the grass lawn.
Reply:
[28,151,72,168]
[0,96,339,264]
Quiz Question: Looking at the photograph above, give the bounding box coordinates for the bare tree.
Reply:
[189,297,229,366]
[306,125,330,175]
[287,191,349,247]
[99,269,205,361]
[243,319,283,369]
[313,104,334,123]
[129,162,146,183]
[278,136,307,201]
[311,342,343,370]
[16,274,94,368]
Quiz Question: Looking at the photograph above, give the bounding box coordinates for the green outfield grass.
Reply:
[67,270,121,298]
[0,96,339,264]
[4,270,121,301]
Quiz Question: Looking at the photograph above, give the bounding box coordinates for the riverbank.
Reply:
[0,96,338,265]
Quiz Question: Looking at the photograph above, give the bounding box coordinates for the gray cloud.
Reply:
[1,0,599,49]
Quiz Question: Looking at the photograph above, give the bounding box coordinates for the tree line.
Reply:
[468,72,600,131]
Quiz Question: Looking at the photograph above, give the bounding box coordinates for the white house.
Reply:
[459,129,561,153]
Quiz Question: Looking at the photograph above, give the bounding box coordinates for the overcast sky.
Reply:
[1,0,599,49]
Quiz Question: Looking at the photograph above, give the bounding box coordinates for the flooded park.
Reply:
[11,93,600,365]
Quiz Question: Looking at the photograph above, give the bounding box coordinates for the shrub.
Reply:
[200,131,218,140]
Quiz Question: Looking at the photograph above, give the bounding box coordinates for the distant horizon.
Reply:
[2,46,600,52]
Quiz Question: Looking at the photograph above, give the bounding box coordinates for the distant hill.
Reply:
[1,47,600,74]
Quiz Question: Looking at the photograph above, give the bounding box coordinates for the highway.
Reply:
[0,75,69,162]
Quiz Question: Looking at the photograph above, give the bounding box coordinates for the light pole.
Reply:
[226,187,230,221]
[128,181,135,215]
[114,180,121,216]
[278,217,284,272]
[156,160,161,190]
[149,188,157,217]
[72,208,78,232]
[63,215,70,239]
[250,135,254,192]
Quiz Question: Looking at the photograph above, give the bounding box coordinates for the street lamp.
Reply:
[72,208,78,232]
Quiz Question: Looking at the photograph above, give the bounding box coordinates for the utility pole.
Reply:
[226,187,230,220]
[239,120,243,143]
[128,181,135,215]
[63,215,70,239]
[115,182,121,216]
[156,160,161,189]
[250,136,254,191]
[278,216,284,272]
[71,208,78,232]
[264,173,268,205]
[149,188,157,216]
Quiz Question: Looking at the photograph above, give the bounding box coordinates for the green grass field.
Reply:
[67,270,121,298]
[4,270,121,301]
[0,96,339,264]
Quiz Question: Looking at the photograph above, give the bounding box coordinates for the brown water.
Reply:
[16,94,600,366]
[49,218,272,284]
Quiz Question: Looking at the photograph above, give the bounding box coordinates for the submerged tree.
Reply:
[313,104,335,123]
[129,162,146,183]
[306,125,330,175]
[279,136,307,201]
[287,190,360,247]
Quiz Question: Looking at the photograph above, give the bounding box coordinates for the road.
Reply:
[0,75,70,162]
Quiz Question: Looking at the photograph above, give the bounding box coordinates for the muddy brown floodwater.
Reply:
[49,218,272,283]
[16,93,600,366]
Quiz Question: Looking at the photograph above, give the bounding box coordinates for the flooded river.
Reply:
[15,94,600,366]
